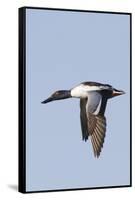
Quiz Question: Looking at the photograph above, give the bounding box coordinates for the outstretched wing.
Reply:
[87,113,106,157]
[80,91,107,157]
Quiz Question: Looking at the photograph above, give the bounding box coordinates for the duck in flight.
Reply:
[41,81,125,158]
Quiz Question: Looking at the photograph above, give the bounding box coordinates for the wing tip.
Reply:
[82,136,88,141]
[94,151,101,158]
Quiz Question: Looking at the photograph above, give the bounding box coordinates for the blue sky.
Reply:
[26,8,130,191]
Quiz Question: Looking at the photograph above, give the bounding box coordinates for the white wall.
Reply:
[0,0,134,199]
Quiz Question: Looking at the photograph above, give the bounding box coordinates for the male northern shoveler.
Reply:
[42,81,125,158]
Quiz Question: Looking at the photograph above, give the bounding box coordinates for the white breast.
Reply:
[71,85,87,98]
[71,84,111,98]
[71,84,101,98]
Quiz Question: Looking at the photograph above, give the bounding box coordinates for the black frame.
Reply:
[19,6,132,193]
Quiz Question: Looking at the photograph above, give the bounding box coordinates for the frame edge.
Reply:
[18,7,26,193]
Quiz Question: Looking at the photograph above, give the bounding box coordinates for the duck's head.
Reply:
[41,90,71,104]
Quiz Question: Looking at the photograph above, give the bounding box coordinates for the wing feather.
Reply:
[87,114,106,157]
[80,91,107,157]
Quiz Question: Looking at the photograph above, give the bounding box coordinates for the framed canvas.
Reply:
[19,7,132,193]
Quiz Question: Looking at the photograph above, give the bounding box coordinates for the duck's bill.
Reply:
[112,89,125,97]
[41,97,53,104]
